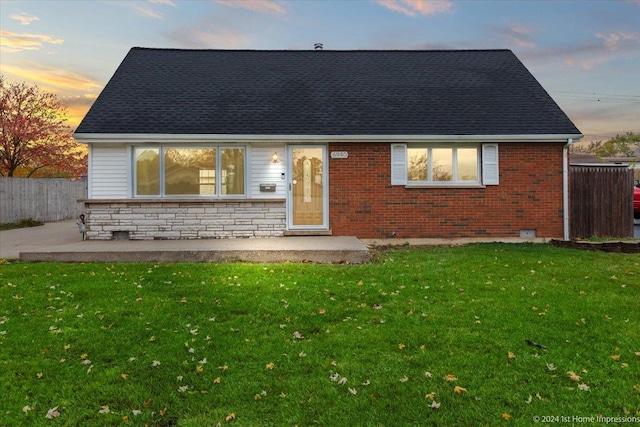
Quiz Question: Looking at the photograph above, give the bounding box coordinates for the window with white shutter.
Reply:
[390,143,499,187]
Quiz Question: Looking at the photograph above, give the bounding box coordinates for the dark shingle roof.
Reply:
[75,48,581,136]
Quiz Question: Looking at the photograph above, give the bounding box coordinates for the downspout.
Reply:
[563,138,574,241]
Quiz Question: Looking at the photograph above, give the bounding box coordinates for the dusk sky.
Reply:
[1,0,638,145]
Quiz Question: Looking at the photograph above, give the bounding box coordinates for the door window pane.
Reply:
[292,147,324,226]
[135,148,160,195]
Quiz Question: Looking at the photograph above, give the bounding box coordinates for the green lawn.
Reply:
[1,244,639,426]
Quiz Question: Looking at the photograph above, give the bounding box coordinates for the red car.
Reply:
[635,185,640,219]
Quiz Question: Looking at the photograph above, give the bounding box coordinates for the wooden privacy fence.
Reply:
[570,164,634,239]
[0,177,87,224]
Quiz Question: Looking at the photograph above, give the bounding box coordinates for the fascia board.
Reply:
[73,133,584,144]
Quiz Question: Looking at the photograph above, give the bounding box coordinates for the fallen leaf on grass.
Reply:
[348,388,357,395]
[430,400,441,409]
[567,371,581,382]
[502,413,511,420]
[444,374,457,382]
[98,405,110,414]
[578,383,590,391]
[266,362,275,370]
[225,413,235,422]
[196,365,204,373]
[22,406,31,413]
[453,386,467,394]
[507,352,516,359]
[338,377,348,385]
[214,377,221,384]
[425,392,436,400]
[45,406,60,419]
[610,354,620,361]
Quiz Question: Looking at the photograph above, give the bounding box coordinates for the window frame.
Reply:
[407,143,481,186]
[391,143,499,187]
[133,145,247,198]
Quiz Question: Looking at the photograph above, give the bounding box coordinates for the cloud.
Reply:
[595,31,640,51]
[214,0,288,15]
[492,23,537,48]
[106,1,169,19]
[519,30,639,71]
[133,4,164,19]
[166,28,250,49]
[11,12,40,25]
[149,0,177,5]
[373,0,453,16]
[0,64,101,93]
[61,94,99,126]
[0,30,63,52]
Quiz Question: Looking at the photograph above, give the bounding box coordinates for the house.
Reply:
[74,48,582,240]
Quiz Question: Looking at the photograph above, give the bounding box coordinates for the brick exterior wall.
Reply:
[328,142,565,239]
[84,200,286,240]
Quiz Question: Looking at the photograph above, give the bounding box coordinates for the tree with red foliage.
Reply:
[0,76,87,178]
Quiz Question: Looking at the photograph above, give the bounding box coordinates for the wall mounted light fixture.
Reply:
[272,152,279,163]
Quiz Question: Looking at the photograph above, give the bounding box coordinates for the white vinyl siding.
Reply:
[89,145,128,198]
[250,145,286,198]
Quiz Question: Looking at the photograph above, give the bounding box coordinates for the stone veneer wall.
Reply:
[84,200,286,240]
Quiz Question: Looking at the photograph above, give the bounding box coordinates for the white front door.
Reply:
[287,145,328,230]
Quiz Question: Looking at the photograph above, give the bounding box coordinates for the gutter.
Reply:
[73,133,585,145]
[563,138,574,241]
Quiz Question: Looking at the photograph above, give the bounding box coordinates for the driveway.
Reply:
[0,220,81,259]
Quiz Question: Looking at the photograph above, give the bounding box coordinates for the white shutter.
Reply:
[390,144,407,185]
[482,144,499,185]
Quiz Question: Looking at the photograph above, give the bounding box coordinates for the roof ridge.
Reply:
[130,47,512,53]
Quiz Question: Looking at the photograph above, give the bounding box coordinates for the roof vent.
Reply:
[314,43,323,50]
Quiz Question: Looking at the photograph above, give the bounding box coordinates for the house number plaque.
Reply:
[330,151,348,159]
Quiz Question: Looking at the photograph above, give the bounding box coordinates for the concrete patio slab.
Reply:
[0,221,370,264]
